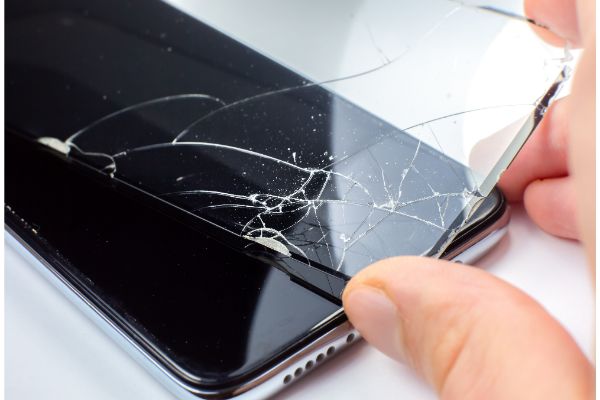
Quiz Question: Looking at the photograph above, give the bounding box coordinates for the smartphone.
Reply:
[6,1,510,398]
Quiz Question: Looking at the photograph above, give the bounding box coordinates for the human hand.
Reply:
[500,0,595,260]
[342,1,595,398]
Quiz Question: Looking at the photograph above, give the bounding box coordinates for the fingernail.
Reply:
[344,286,407,362]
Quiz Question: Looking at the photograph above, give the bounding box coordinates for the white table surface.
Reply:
[6,204,594,400]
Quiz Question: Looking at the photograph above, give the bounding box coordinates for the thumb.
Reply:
[343,257,593,400]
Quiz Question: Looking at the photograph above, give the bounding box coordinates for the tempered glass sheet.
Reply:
[11,0,570,291]
[171,0,569,196]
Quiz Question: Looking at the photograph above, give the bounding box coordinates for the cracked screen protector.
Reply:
[7,0,567,297]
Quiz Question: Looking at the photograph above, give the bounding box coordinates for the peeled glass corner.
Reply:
[31,0,571,298]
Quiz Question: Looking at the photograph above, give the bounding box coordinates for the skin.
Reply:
[343,1,596,399]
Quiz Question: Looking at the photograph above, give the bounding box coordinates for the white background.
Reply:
[6,206,594,399]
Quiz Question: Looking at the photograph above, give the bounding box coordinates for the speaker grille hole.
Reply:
[327,346,335,356]
[294,367,303,377]
[305,360,314,370]
[316,353,325,362]
[346,333,355,343]
[283,375,292,384]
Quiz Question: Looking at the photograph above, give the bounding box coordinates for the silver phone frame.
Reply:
[5,204,509,400]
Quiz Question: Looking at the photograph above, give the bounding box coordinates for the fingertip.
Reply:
[498,174,524,203]
[524,0,582,47]
[343,285,407,362]
[523,177,579,239]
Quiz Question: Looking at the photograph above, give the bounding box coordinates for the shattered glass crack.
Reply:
[33,0,569,280]
[38,94,479,275]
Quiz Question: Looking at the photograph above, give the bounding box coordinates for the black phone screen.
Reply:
[6,0,477,284]
[6,130,343,388]
[5,0,502,390]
